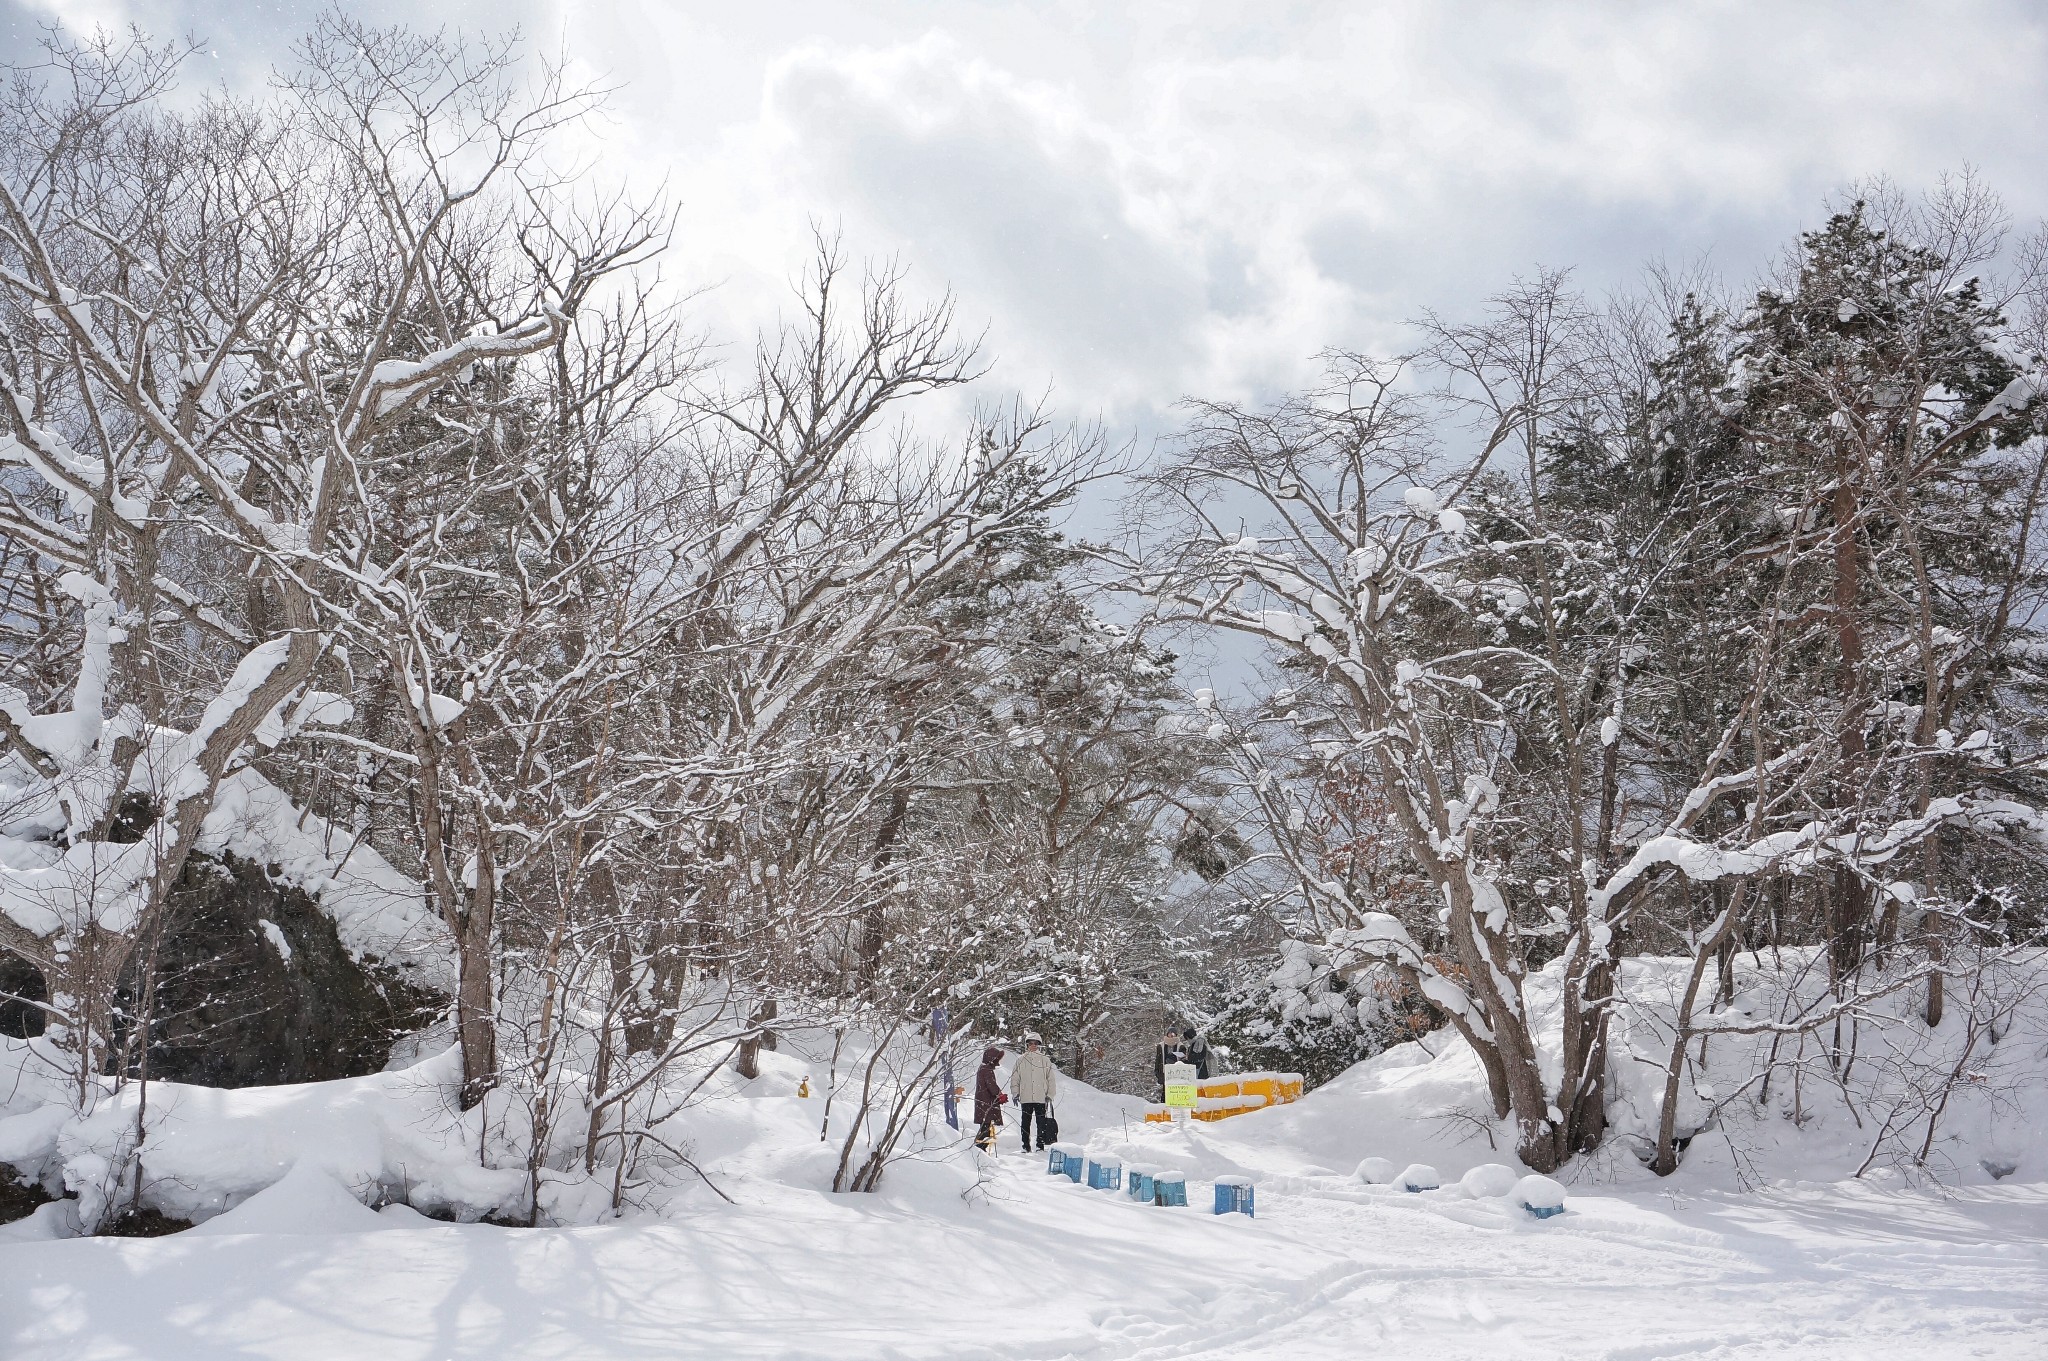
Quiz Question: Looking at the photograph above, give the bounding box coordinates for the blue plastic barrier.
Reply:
[1049,1143,1085,1182]
[1524,1202,1565,1219]
[1127,1167,1157,1203]
[1086,1158,1123,1192]
[1213,1177,1254,1217]
[1153,1174,1187,1207]
[1046,1148,1068,1178]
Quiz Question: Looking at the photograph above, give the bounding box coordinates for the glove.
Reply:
[999,1092,1010,1104]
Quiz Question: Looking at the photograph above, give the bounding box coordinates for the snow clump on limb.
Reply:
[1402,486,1441,517]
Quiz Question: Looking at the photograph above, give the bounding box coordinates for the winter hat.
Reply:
[1023,1030,1042,1043]
[1182,1027,1196,1041]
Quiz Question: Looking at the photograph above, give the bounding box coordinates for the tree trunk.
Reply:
[735,998,778,1080]
[1827,450,1870,990]
[455,809,497,1110]
[1653,883,1750,1175]
[1565,955,1614,1154]
[857,784,912,996]
[1923,918,1946,1028]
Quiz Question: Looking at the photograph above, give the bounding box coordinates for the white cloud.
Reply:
[11,0,2047,433]
[563,0,2048,429]
[11,0,128,38]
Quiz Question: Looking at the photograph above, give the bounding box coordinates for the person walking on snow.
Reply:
[1010,1032,1058,1153]
[1182,1027,1213,1081]
[1154,1027,1186,1101]
[972,1045,1008,1152]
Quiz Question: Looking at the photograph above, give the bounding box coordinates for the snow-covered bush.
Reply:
[1209,940,1418,1089]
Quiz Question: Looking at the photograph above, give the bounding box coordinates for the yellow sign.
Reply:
[1163,1061,1198,1109]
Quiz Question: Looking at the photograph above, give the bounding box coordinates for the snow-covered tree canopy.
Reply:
[1118,186,2048,1171]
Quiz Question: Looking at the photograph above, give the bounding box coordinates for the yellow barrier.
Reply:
[1142,1072,1304,1125]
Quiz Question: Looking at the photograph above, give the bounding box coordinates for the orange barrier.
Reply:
[1143,1071,1304,1125]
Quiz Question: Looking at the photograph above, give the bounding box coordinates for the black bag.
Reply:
[1039,1105,1059,1146]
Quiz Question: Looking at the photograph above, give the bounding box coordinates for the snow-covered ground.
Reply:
[5,1122,2042,1359]
[4,966,2046,1360]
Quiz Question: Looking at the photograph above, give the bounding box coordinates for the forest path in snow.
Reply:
[1082,1177,2048,1360]
[4,1153,2044,1360]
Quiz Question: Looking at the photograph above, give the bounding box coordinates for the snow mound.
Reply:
[1355,1156,1397,1184]
[2,1046,525,1229]
[187,1161,393,1236]
[1460,1162,1520,1198]
[0,1199,79,1242]
[1514,1173,1566,1214]
[1,1021,1162,1237]
[1394,1162,1440,1192]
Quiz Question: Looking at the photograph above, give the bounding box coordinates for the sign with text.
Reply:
[1163,1061,1198,1109]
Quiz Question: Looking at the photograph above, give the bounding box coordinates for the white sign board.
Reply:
[1163,1061,1198,1109]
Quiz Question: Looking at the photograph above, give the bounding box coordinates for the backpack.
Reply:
[1040,1104,1060,1146]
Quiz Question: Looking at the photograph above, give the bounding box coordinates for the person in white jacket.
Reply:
[1009,1031,1058,1153]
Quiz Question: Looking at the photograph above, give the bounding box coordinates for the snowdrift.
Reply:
[0,1023,1158,1238]
[1118,948,2048,1193]
[0,1042,525,1237]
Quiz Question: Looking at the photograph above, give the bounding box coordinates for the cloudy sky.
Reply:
[5,0,2046,441]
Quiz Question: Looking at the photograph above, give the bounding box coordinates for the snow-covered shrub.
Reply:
[1209,940,1418,1089]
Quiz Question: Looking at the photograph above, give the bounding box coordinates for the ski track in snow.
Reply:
[5,1155,2044,1360]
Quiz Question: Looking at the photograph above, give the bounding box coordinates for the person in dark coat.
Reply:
[972,1045,1007,1152]
[1153,1027,1186,1101]
[1183,1027,1213,1080]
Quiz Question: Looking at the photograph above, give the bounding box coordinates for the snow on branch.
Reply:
[357,316,560,429]
[1591,794,2048,919]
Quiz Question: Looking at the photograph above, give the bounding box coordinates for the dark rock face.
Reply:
[117,854,442,1087]
[95,1206,195,1237]
[0,953,45,1039]
[0,1170,53,1224]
